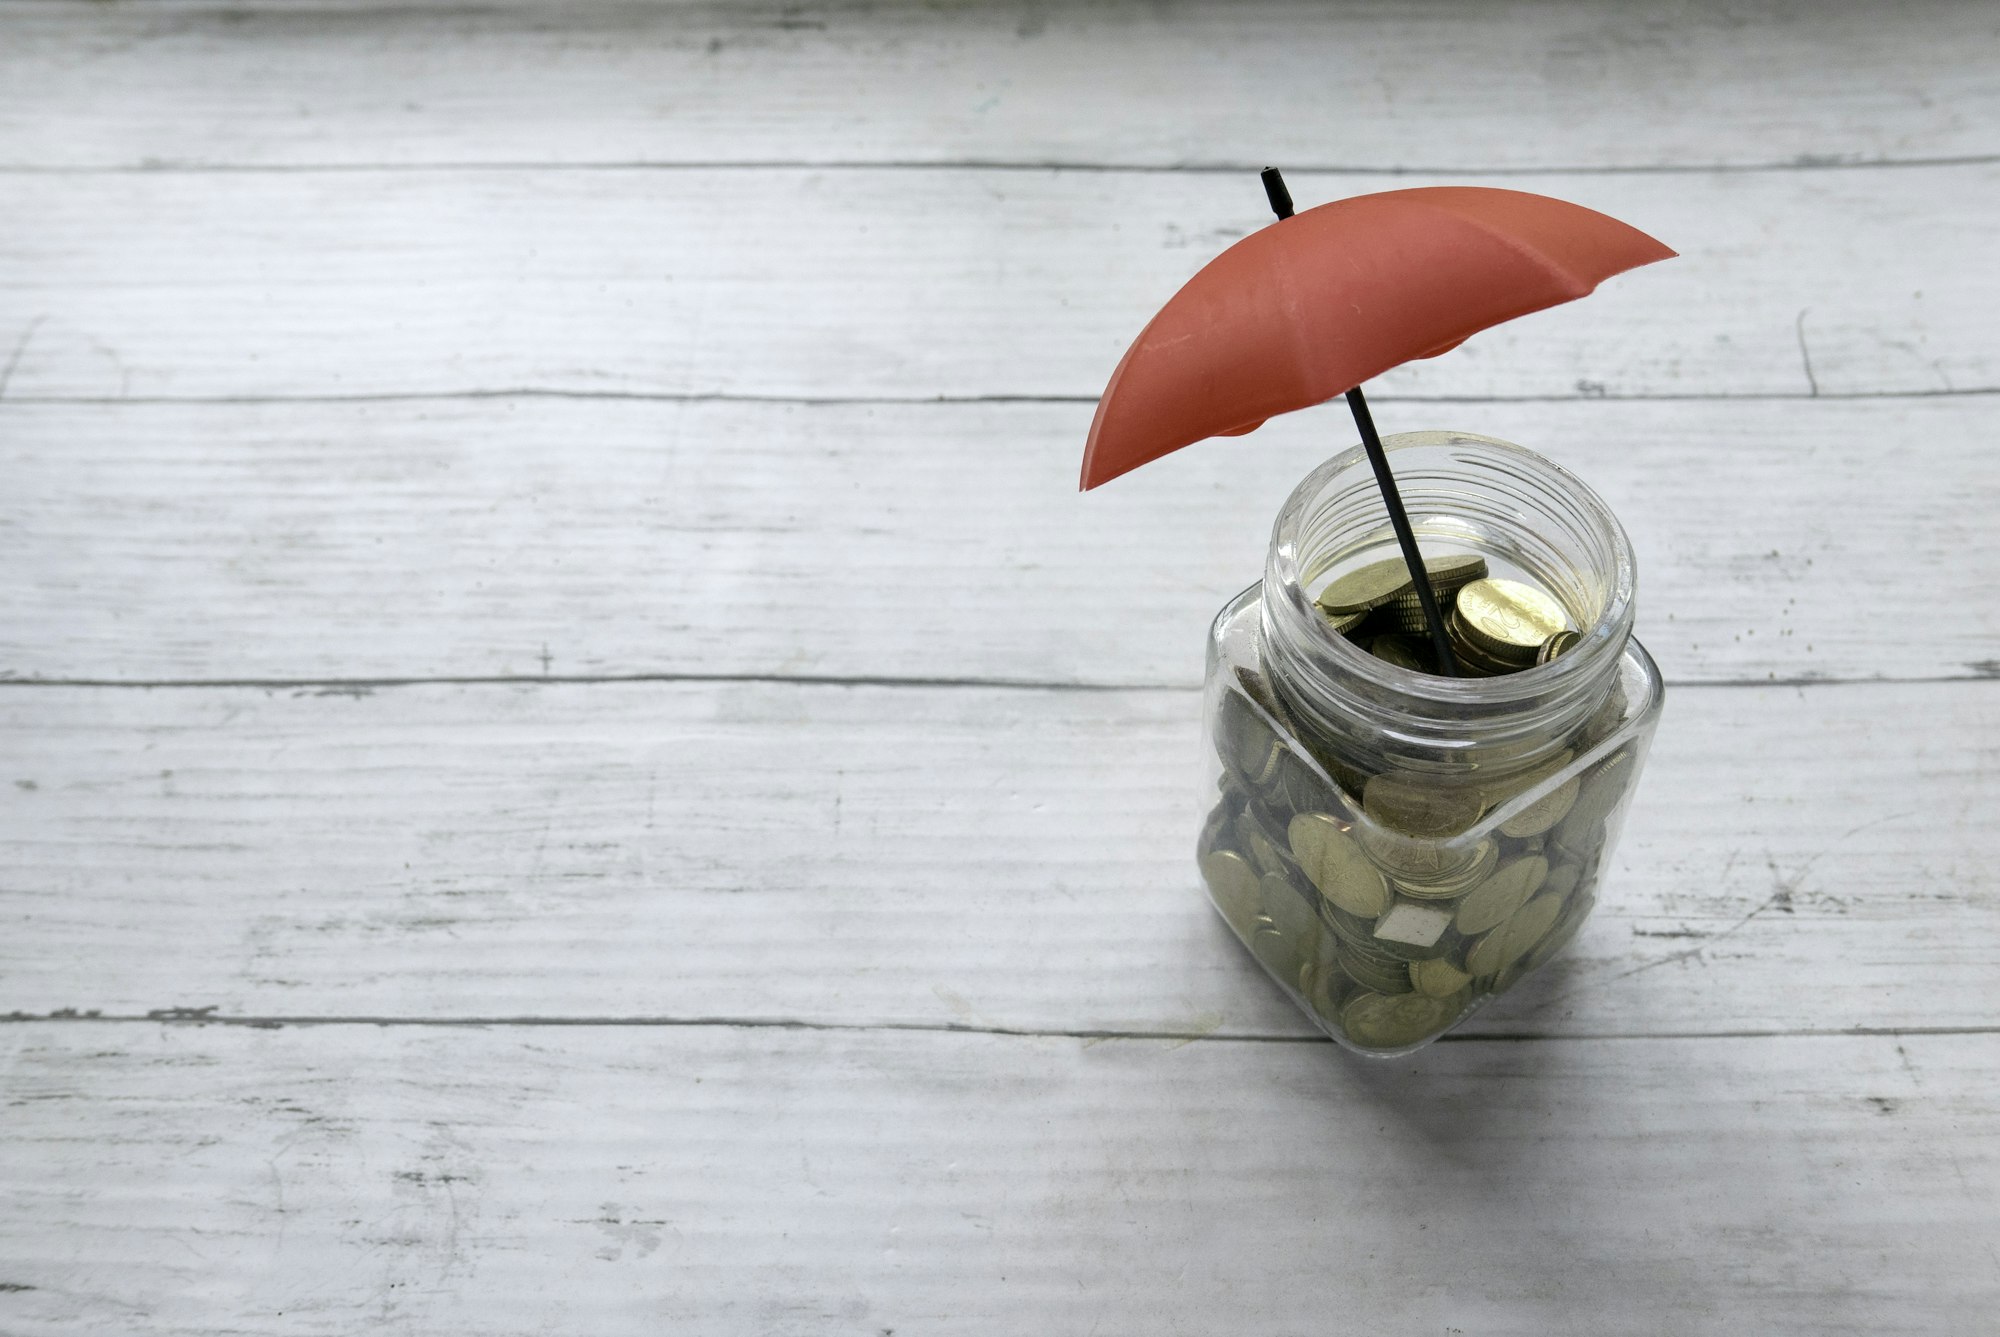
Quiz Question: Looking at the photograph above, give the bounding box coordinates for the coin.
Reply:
[1445,606,1526,675]
[1338,946,1417,995]
[1315,557,1416,616]
[1466,893,1564,978]
[1495,772,1581,838]
[1287,811,1390,918]
[1363,772,1484,837]
[1216,690,1282,787]
[1233,809,1291,878]
[1536,628,1583,664]
[1553,745,1637,849]
[1199,849,1263,938]
[1258,870,1323,945]
[1540,860,1585,903]
[1340,989,1468,1049]
[1456,577,1569,661]
[1389,837,1499,901]
[1409,957,1472,999]
[1421,551,1489,591]
[1453,854,1549,935]
[1368,634,1429,673]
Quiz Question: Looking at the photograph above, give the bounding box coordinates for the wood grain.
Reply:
[1,1024,1994,1334]
[2,679,1993,1038]
[0,163,1990,402]
[2,0,1993,172]
[3,396,1992,687]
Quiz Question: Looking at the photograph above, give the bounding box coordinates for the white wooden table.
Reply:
[3,2,1996,1331]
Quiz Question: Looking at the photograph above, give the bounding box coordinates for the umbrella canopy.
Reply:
[1080,187,1674,490]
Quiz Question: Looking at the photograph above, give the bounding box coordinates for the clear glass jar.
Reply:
[1196,430,1664,1056]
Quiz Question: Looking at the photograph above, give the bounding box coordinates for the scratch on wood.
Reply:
[1795,307,1819,396]
[0,316,47,399]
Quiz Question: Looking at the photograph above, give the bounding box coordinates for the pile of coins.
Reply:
[1195,599,1641,1053]
[1314,553,1580,677]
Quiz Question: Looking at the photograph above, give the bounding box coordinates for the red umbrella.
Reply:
[1081,177,1673,672]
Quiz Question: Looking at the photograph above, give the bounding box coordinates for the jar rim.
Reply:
[1264,430,1637,740]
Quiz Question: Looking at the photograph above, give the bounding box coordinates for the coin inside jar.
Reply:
[1339,989,1468,1049]
[1409,957,1472,999]
[1453,854,1549,935]
[1314,556,1416,616]
[1455,577,1569,661]
[1287,811,1389,918]
[1199,849,1263,937]
[1363,772,1484,838]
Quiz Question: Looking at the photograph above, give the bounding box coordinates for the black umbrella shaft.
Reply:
[1344,388,1459,676]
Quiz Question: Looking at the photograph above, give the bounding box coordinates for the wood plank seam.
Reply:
[1,673,1995,692]
[5,155,1999,176]
[3,1012,1997,1045]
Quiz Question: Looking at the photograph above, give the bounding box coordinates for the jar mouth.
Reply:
[1261,431,1637,764]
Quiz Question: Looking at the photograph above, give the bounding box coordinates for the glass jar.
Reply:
[1196,430,1664,1056]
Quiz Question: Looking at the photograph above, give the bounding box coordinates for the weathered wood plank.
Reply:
[1,0,1993,172]
[1,1024,1994,1334]
[3,396,1991,687]
[2,680,1992,1037]
[0,164,1990,402]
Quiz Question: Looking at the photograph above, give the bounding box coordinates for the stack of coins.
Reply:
[1313,552,1580,677]
[1196,610,1642,1053]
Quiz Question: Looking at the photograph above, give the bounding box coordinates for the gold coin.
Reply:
[1216,691,1282,787]
[1445,607,1525,675]
[1363,772,1484,838]
[1453,854,1549,935]
[1287,811,1389,918]
[1199,849,1262,937]
[1315,557,1416,616]
[1456,577,1568,659]
[1495,772,1581,838]
[1368,635,1428,673]
[1536,628,1583,664]
[1422,551,1489,591]
[1552,745,1637,849]
[1339,989,1467,1049]
[1390,838,1499,901]
[1506,893,1566,957]
[1259,870,1322,938]
[1409,957,1472,999]
[1467,893,1566,977]
[1541,860,1584,902]
[1338,948,1416,996]
[1233,810,1290,878]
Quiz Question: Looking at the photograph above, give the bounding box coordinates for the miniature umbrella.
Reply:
[1080,185,1675,491]
[1080,180,1673,673]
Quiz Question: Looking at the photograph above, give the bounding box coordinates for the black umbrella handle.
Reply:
[1262,167,1458,677]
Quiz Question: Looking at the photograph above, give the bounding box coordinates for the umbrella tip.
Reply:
[1260,167,1295,220]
